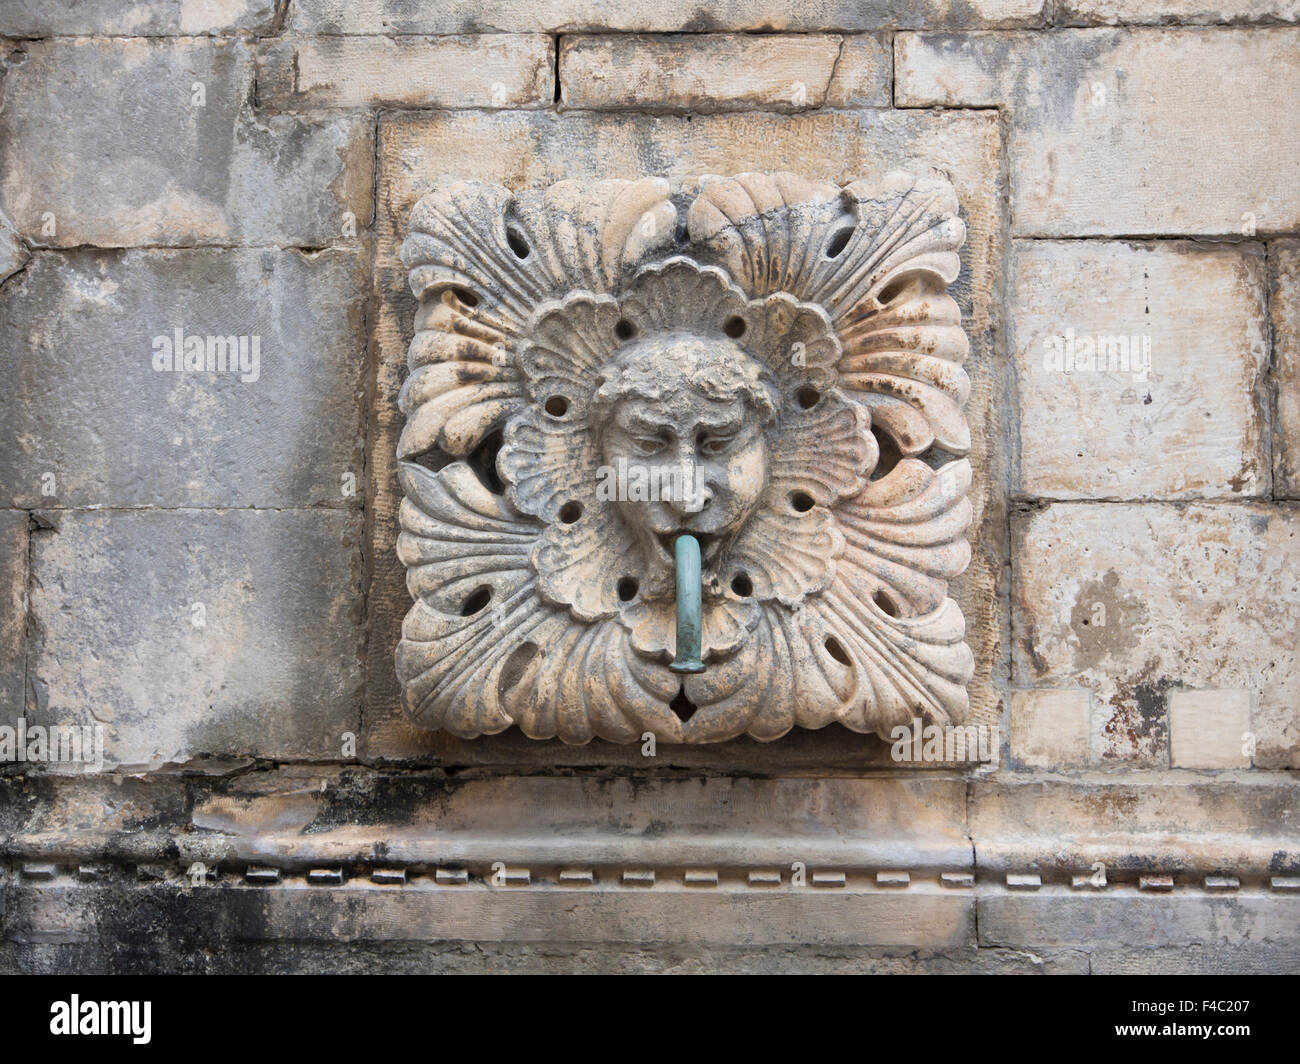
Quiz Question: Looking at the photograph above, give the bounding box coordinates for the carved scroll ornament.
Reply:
[395,172,974,744]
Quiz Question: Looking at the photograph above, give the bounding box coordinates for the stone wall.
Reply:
[0,0,1297,973]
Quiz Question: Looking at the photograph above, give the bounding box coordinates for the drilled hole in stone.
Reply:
[467,429,505,495]
[559,500,582,524]
[461,586,492,616]
[826,226,855,258]
[873,589,899,618]
[617,576,639,602]
[408,444,454,475]
[870,425,903,482]
[450,287,479,308]
[790,490,815,513]
[723,316,746,339]
[824,636,851,666]
[795,385,821,410]
[877,277,908,305]
[669,685,698,722]
[498,641,538,698]
[615,318,636,341]
[506,227,530,260]
[731,572,753,597]
[544,395,570,418]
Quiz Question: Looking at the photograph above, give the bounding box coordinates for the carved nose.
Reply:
[667,458,711,516]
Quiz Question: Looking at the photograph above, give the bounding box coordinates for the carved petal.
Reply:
[809,588,974,736]
[505,621,684,744]
[530,508,638,622]
[835,458,974,617]
[618,256,748,333]
[403,178,677,322]
[497,404,599,523]
[738,292,840,394]
[516,292,622,413]
[725,503,843,607]
[396,461,536,614]
[768,389,875,506]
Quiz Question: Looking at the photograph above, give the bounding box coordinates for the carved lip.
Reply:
[655,530,722,569]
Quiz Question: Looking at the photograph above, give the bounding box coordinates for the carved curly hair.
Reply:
[591,331,779,423]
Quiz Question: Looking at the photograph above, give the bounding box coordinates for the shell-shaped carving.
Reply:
[395,173,974,744]
[690,171,970,455]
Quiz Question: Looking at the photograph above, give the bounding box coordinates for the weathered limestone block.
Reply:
[896,29,1300,235]
[366,108,1005,761]
[1011,241,1268,499]
[825,35,895,107]
[1059,0,1299,22]
[1090,945,1300,975]
[1272,240,1300,498]
[243,884,974,948]
[28,510,364,770]
[393,172,973,744]
[0,511,26,726]
[0,0,277,35]
[1008,689,1090,768]
[560,34,888,110]
[257,35,555,110]
[1169,689,1252,768]
[980,892,1300,949]
[289,0,1045,34]
[1012,503,1300,768]
[0,933,1093,975]
[0,39,372,248]
[0,250,367,509]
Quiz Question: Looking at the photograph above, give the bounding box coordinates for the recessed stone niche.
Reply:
[392,172,975,747]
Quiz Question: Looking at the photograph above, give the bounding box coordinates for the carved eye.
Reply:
[630,435,666,456]
[698,433,734,457]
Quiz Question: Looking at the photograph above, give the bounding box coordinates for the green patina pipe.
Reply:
[669,534,706,674]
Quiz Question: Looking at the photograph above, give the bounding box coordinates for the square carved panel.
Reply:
[393,172,973,744]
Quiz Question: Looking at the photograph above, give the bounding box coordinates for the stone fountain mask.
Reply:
[593,332,775,585]
[395,172,975,745]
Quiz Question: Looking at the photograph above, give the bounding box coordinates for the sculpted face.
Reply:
[595,332,775,575]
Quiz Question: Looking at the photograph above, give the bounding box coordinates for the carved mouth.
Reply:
[655,531,722,569]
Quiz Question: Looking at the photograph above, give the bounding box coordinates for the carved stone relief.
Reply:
[395,172,974,744]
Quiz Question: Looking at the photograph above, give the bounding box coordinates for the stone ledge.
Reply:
[972,776,1300,880]
[3,774,975,875]
[6,771,1298,884]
